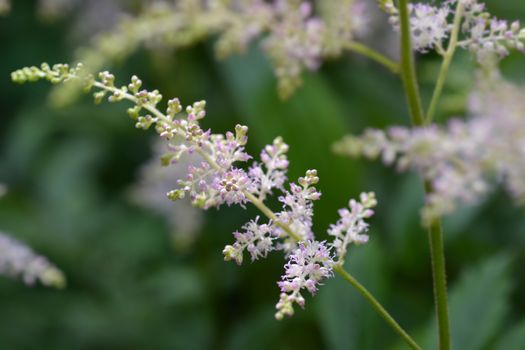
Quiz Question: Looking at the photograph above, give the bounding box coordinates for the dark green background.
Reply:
[1,1,525,349]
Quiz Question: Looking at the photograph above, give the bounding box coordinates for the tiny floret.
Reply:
[275,240,334,320]
[328,192,377,264]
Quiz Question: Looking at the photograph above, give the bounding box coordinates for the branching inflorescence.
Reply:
[10,1,525,349]
[333,0,525,226]
[48,0,388,105]
[11,63,378,320]
[335,71,525,225]
[383,0,525,65]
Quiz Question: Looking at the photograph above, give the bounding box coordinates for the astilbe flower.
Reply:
[275,170,321,251]
[319,0,371,57]
[275,240,333,319]
[0,231,65,288]
[12,62,377,319]
[383,0,525,64]
[223,216,276,265]
[386,1,451,53]
[263,1,325,98]
[249,136,289,201]
[48,0,370,105]
[328,192,377,264]
[334,70,525,225]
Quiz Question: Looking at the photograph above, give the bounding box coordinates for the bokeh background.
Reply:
[1,1,525,349]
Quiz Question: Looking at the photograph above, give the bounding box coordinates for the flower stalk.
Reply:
[426,1,465,123]
[345,41,400,73]
[11,62,421,349]
[398,0,451,349]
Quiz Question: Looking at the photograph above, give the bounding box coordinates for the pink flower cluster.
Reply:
[335,70,525,225]
[12,62,378,319]
[275,240,333,320]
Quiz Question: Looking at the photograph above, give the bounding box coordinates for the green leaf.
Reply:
[494,319,525,350]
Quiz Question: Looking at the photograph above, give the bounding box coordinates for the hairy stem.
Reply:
[424,182,450,350]
[398,0,425,126]
[346,42,400,73]
[398,1,451,349]
[426,2,464,123]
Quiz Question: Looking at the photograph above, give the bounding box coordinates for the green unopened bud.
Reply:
[127,106,141,120]
[299,169,319,187]
[160,152,175,166]
[93,91,106,104]
[40,268,66,289]
[135,115,154,129]
[167,98,182,117]
[222,245,243,265]
[360,192,377,208]
[128,75,142,93]
[235,124,249,145]
[167,189,185,201]
[192,193,207,208]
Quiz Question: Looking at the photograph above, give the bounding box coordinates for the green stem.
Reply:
[84,73,422,350]
[346,42,400,73]
[245,198,420,349]
[334,265,421,350]
[425,2,464,123]
[398,0,425,127]
[424,182,451,350]
[398,1,451,349]
[244,192,302,242]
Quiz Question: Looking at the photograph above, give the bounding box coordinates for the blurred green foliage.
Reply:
[1,1,525,349]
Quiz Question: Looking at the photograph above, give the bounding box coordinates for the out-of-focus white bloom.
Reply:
[328,192,377,263]
[335,70,525,225]
[318,0,371,57]
[0,232,65,288]
[275,240,334,320]
[263,1,326,99]
[132,140,204,249]
[0,184,7,198]
[0,0,10,16]
[46,0,369,104]
[384,0,525,64]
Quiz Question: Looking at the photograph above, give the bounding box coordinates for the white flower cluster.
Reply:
[0,232,65,288]
[328,192,377,264]
[384,0,525,64]
[46,0,370,104]
[386,1,451,52]
[275,240,333,320]
[335,70,525,225]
